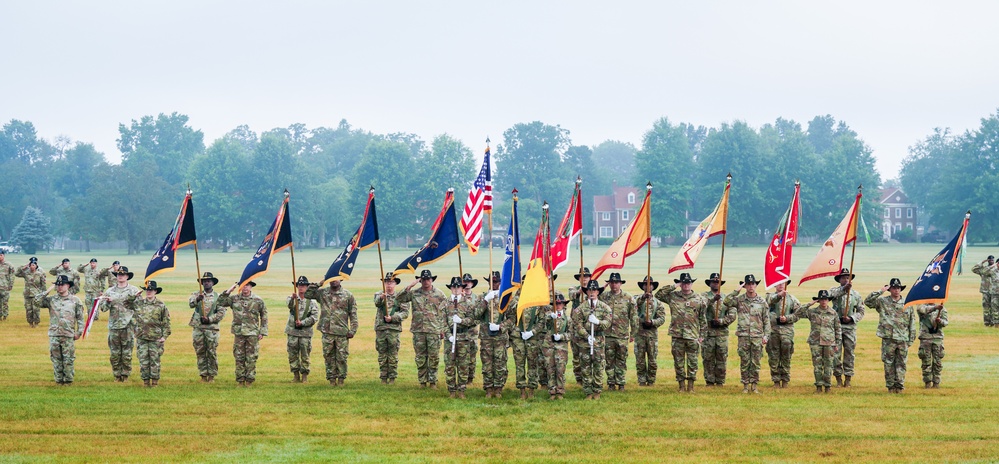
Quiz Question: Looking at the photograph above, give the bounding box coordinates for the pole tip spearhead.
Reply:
[447,187,454,193]
[646,182,652,191]
[794,179,800,186]
[369,185,375,194]
[726,173,732,182]
[284,189,290,198]
[966,210,972,218]
[576,176,582,185]
[485,137,490,144]
[542,202,549,210]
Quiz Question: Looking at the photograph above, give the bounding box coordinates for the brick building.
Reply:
[879,187,920,240]
[592,186,641,241]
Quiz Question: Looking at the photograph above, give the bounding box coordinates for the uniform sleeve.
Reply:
[973,262,987,275]
[828,285,846,298]
[348,295,359,336]
[628,297,639,339]
[762,305,772,336]
[653,299,667,328]
[216,292,233,307]
[301,301,319,327]
[392,300,410,323]
[834,315,842,345]
[938,307,949,328]
[908,309,918,344]
[721,302,737,326]
[851,292,866,322]
[189,292,200,309]
[258,299,269,336]
[598,305,613,331]
[722,290,741,308]
[15,266,27,278]
[74,299,85,338]
[34,292,50,309]
[863,291,883,311]
[163,305,172,338]
[208,300,227,324]
[654,285,676,303]
[396,288,414,304]
[48,266,59,276]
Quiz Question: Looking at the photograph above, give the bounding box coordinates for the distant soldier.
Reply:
[599,272,636,391]
[444,277,477,399]
[189,272,226,383]
[655,273,708,392]
[567,267,592,385]
[509,293,544,399]
[99,261,122,289]
[573,280,612,400]
[374,273,409,385]
[286,276,319,383]
[461,273,480,385]
[972,255,999,326]
[865,278,918,393]
[218,281,268,386]
[765,280,802,388]
[476,271,508,398]
[701,272,735,387]
[305,278,358,386]
[35,275,84,384]
[0,251,14,321]
[827,268,865,387]
[49,258,81,295]
[798,290,842,393]
[540,293,569,400]
[76,258,104,321]
[128,280,171,388]
[15,257,46,327]
[99,266,140,382]
[634,276,666,387]
[916,303,948,388]
[397,270,446,389]
[724,274,771,394]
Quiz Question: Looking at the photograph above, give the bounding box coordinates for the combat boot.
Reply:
[151,380,158,387]
[679,381,686,393]
[520,388,527,399]
[844,376,852,387]
[144,379,151,387]
[593,392,600,400]
[835,375,843,387]
[925,382,932,389]
[449,392,456,399]
[486,387,494,398]
[207,376,214,383]
[200,375,208,383]
[238,380,245,387]
[751,383,759,394]
[301,373,308,383]
[556,394,563,400]
[330,380,337,386]
[495,388,503,399]
[815,386,822,394]
[774,381,781,389]
[457,391,466,399]
[429,382,437,389]
[742,384,749,394]
[823,386,830,393]
[932,382,940,389]
[420,382,427,388]
[528,388,535,399]
[586,394,593,400]
[387,379,394,385]
[245,379,254,386]
[686,380,694,393]
[294,372,301,383]
[549,393,557,401]
[619,385,626,392]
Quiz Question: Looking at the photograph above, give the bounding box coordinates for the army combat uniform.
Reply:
[573,296,612,398]
[540,303,570,398]
[35,288,85,384]
[0,258,13,320]
[374,290,410,383]
[476,290,508,397]
[765,292,802,387]
[100,282,141,381]
[443,292,478,396]
[600,288,637,390]
[285,294,320,380]
[76,263,105,318]
[189,290,226,381]
[305,285,358,384]
[724,290,771,392]
[49,264,81,295]
[397,283,446,387]
[218,289,268,385]
[828,284,865,386]
[972,260,999,326]
[16,264,46,326]
[865,288,918,392]
[567,284,586,384]
[916,304,948,388]
[128,290,171,386]
[634,292,666,386]
[508,302,545,396]
[656,284,708,391]
[701,289,735,386]
[797,299,842,390]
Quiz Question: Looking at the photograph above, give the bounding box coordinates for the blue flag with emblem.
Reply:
[499,191,522,314]
[904,212,970,307]
[323,189,379,284]
[238,192,293,290]
[394,190,460,275]
[145,191,197,282]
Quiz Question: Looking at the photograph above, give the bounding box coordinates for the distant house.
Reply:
[879,187,919,240]
[592,186,641,241]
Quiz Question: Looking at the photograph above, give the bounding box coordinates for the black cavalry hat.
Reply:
[833,268,856,283]
[484,271,501,283]
[552,292,568,305]
[605,272,625,284]
[382,272,402,284]
[112,266,134,280]
[462,273,479,288]
[705,272,726,285]
[574,267,592,280]
[740,274,761,285]
[446,276,464,289]
[584,280,604,294]
[54,275,73,286]
[812,289,832,301]
[141,280,163,294]
[887,277,907,291]
[637,276,659,291]
[294,276,311,286]
[673,273,696,284]
[418,270,437,281]
[198,272,220,285]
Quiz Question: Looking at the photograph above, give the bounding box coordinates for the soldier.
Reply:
[634,276,666,387]
[397,269,446,388]
[865,278,918,393]
[567,267,591,385]
[375,272,410,384]
[653,273,707,392]
[724,274,771,394]
[916,303,947,388]
[765,280,802,388]
[533,274,557,390]
[99,266,140,382]
[35,275,84,384]
[477,271,508,398]
[128,280,171,388]
[827,268,865,387]
[15,257,46,327]
[189,272,227,382]
[218,281,268,386]
[76,258,104,321]
[305,278,358,386]
[0,251,13,321]
[49,258,81,295]
[100,261,122,289]
[509,289,545,399]
[573,280,612,399]
[797,290,842,393]
[972,255,999,326]
[286,276,319,383]
[444,277,477,399]
[539,293,569,400]
[461,273,480,385]
[599,272,636,391]
[701,272,734,387]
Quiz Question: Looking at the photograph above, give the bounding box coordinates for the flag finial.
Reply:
[485,137,490,145]
[966,210,972,219]
[794,179,800,186]
[576,176,582,185]
[369,185,375,194]
[542,201,549,210]
[512,189,518,200]
[186,184,192,196]
[726,173,732,182]
[646,181,652,191]
[284,189,290,198]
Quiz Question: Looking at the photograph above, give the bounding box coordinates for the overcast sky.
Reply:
[3,1,998,179]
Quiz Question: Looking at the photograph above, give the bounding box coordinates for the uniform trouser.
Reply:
[881,339,910,390]
[233,335,260,382]
[287,335,312,374]
[767,332,794,383]
[84,292,99,320]
[635,333,659,384]
[108,327,134,378]
[536,333,549,385]
[702,335,729,385]
[192,328,220,377]
[579,338,606,395]
[511,335,542,389]
[322,334,350,381]
[137,338,165,380]
[0,290,9,318]
[24,293,41,325]
[50,336,76,383]
[465,336,478,383]
[983,293,999,326]
[375,330,401,380]
[571,337,583,383]
[480,334,508,389]
[810,344,834,387]
[543,339,568,395]
[412,332,441,385]
[737,336,764,385]
[834,327,858,377]
[444,338,471,392]
[604,337,629,387]
[918,339,944,384]
[671,337,698,382]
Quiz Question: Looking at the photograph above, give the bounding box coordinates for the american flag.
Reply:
[460,145,492,255]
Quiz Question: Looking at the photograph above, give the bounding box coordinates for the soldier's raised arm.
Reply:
[864,288,886,311]
[722,289,741,308]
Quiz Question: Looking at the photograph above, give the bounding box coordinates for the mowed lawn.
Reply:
[2,243,999,462]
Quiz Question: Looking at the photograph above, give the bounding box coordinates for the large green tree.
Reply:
[188,134,255,251]
[494,121,574,232]
[118,112,205,186]
[10,206,54,254]
[634,118,694,241]
[352,140,420,246]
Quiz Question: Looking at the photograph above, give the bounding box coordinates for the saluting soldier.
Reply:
[286,276,320,383]
[443,277,477,399]
[218,281,268,386]
[865,278,918,393]
[798,290,842,393]
[76,258,104,320]
[374,272,409,385]
[0,251,14,321]
[99,261,122,289]
[397,269,446,389]
[15,257,46,327]
[972,255,999,326]
[600,272,637,391]
[35,275,85,385]
[567,267,592,385]
[634,276,666,387]
[99,266,140,382]
[540,293,570,400]
[828,268,865,387]
[49,258,81,295]
[701,272,735,387]
[477,271,508,398]
[765,280,802,388]
[573,280,612,400]
[128,281,171,388]
[305,278,358,386]
[189,272,226,383]
[916,303,948,388]
[656,273,708,392]
[461,273,480,386]
[724,274,771,394]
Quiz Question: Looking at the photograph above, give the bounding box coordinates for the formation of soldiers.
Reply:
[4,250,977,396]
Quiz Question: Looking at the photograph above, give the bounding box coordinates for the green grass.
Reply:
[2,243,999,462]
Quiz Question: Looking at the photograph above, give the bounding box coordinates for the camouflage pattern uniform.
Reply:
[76,263,105,318]
[572,298,613,397]
[305,285,358,383]
[444,294,478,394]
[0,258,14,320]
[797,302,842,388]
[972,261,999,326]
[656,285,708,387]
[374,290,410,382]
[567,284,586,384]
[100,283,141,379]
[700,290,736,385]
[634,293,666,385]
[188,290,226,379]
[49,265,81,295]
[129,293,172,383]
[464,292,480,384]
[218,290,268,383]
[36,289,85,383]
[827,285,865,381]
[540,304,570,397]
[15,265,46,325]
[765,292,802,385]
[916,304,948,387]
[476,292,508,394]
[285,294,319,377]
[600,289,637,389]
[865,290,918,391]
[724,290,771,389]
[508,303,544,392]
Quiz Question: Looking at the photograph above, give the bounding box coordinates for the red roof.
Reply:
[879,188,910,204]
[593,195,614,212]
[612,186,641,209]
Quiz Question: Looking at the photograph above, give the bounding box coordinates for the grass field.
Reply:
[2,243,999,462]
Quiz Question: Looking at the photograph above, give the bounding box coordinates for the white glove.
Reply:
[452,315,462,324]
[521,330,534,340]
[484,290,499,301]
[553,333,563,341]
[588,314,600,325]
[587,335,595,345]
[489,323,501,331]
[448,335,455,343]
[548,312,557,319]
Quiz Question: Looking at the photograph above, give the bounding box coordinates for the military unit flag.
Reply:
[669,180,729,274]
[460,145,492,255]
[904,212,970,307]
[592,185,651,281]
[763,183,801,288]
[517,204,552,322]
[798,191,861,285]
[499,192,522,314]
[323,190,380,284]
[144,191,197,282]
[237,193,293,290]
[395,190,460,275]
[549,180,582,273]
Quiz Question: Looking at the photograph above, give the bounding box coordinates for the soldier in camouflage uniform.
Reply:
[375,273,409,384]
[701,272,734,386]
[16,258,46,327]
[127,281,171,387]
[539,293,569,400]
[865,278,918,393]
[305,278,358,386]
[0,251,14,321]
[828,268,865,387]
[600,272,636,391]
[443,277,478,398]
[916,303,947,388]
[36,275,85,384]
[398,269,446,388]
[286,276,320,383]
[635,276,666,387]
[189,272,226,382]
[509,292,545,399]
[100,261,122,289]
[797,290,842,393]
[655,273,708,392]
[218,281,268,386]
[76,258,105,321]
[461,273,480,385]
[99,266,140,382]
[533,275,556,390]
[567,267,592,385]
[49,258,81,295]
[972,256,999,326]
[477,271,508,398]
[724,274,771,394]
[765,280,802,388]
[573,280,613,399]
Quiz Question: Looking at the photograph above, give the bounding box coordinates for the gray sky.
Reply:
[3,1,998,179]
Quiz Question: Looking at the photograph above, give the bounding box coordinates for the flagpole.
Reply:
[189,186,204,296]
[576,177,584,272]
[372,187,387,300]
[543,202,554,304]
[780,180,799,318]
[843,185,861,318]
[487,139,495,325]
[715,173,732,319]
[645,182,653,324]
[451,188,464,277]
[285,189,300,323]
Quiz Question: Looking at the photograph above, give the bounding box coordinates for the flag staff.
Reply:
[189,185,204,297]
[781,180,800,318]
[842,185,862,318]
[715,173,732,319]
[645,182,653,325]
[285,189,300,323]
[576,177,584,272]
[543,202,554,304]
[372,186,387,299]
[486,138,495,325]
[452,188,464,277]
